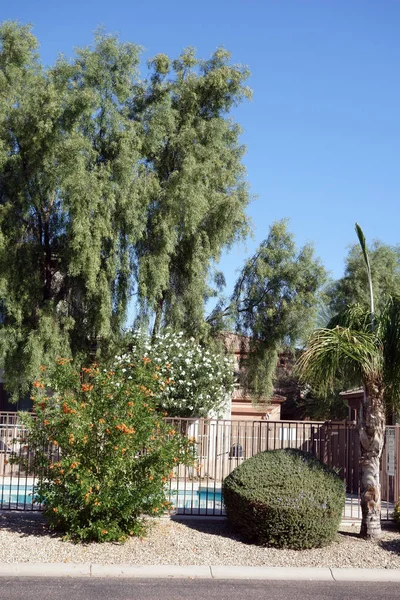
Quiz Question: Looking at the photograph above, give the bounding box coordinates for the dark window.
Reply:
[0,383,33,412]
[229,443,243,458]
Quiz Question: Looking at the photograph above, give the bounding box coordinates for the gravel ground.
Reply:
[0,511,399,569]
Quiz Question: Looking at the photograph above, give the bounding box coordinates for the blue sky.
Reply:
[2,1,400,315]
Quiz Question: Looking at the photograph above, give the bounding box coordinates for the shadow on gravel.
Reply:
[173,517,400,550]
[0,510,58,538]
[379,526,400,555]
[338,522,400,553]
[170,516,251,544]
[336,530,361,540]
[380,538,400,555]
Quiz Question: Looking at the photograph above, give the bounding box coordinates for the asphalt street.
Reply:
[0,578,399,600]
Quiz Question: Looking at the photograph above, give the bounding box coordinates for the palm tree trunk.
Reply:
[358,380,385,539]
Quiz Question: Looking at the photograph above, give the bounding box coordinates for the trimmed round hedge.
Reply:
[223,449,345,549]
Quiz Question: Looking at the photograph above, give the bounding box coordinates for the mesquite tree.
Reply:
[131,48,251,337]
[0,23,251,398]
[0,23,148,397]
[208,220,327,399]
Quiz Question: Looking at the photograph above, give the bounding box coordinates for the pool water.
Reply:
[0,484,224,511]
[0,484,35,506]
[168,487,223,511]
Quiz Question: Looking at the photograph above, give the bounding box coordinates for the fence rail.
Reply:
[1,412,399,520]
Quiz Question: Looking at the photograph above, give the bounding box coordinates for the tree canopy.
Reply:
[131,48,252,337]
[208,220,327,398]
[326,240,400,316]
[0,22,251,398]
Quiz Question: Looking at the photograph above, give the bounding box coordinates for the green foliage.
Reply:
[296,325,380,398]
[0,23,146,399]
[131,46,251,337]
[326,241,400,316]
[18,358,194,542]
[209,220,327,399]
[123,330,234,418]
[299,389,348,422]
[0,22,251,400]
[296,296,400,419]
[355,223,375,322]
[273,354,348,421]
[380,296,400,419]
[393,498,400,529]
[223,449,345,549]
[279,379,348,421]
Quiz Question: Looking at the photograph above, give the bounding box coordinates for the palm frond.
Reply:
[327,303,372,332]
[355,224,371,275]
[295,326,380,397]
[355,223,375,326]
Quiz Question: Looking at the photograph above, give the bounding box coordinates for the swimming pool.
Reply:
[0,483,224,513]
[0,484,36,507]
[169,487,224,512]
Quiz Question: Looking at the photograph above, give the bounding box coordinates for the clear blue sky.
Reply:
[3,1,400,312]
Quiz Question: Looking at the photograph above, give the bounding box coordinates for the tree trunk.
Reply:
[152,292,166,340]
[357,379,385,539]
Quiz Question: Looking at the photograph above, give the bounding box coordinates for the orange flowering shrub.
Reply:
[19,358,195,542]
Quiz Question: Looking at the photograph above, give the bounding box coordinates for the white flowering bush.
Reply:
[119,331,234,418]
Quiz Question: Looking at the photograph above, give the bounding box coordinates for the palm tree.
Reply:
[296,226,400,539]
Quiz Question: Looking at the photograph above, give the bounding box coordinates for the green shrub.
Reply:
[394,499,400,529]
[19,357,194,543]
[223,448,345,549]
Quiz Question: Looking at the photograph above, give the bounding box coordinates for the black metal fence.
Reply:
[1,412,399,520]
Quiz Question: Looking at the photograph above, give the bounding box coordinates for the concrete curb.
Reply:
[210,566,333,580]
[91,564,211,578]
[0,563,91,577]
[0,564,400,581]
[330,568,400,582]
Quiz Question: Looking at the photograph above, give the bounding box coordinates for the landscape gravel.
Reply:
[0,511,399,569]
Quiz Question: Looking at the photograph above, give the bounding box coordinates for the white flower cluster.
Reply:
[116,331,234,418]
